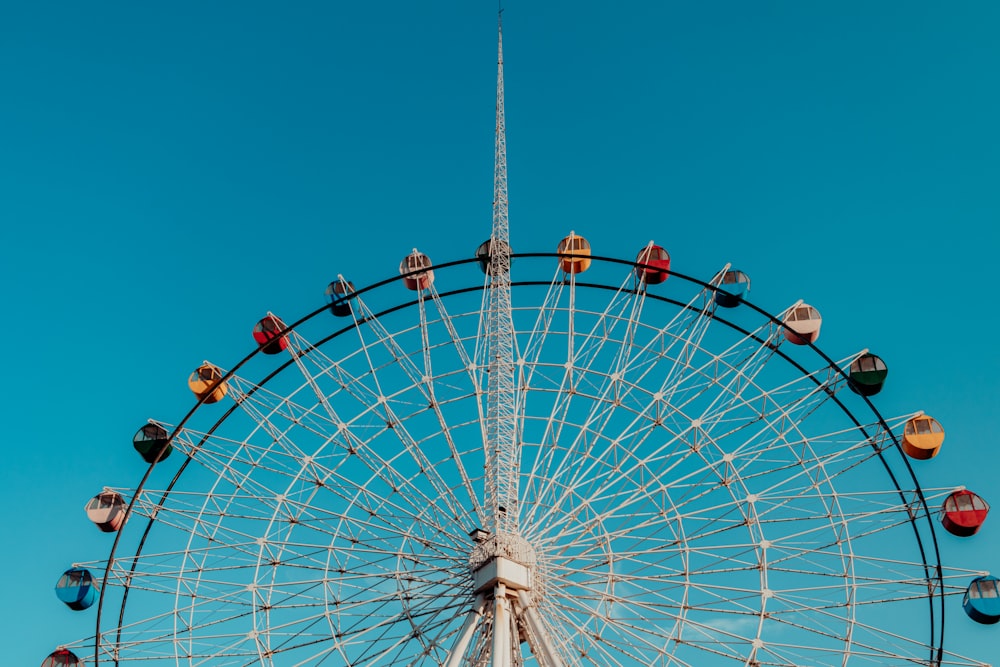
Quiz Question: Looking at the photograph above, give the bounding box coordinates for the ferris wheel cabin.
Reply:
[54,567,98,610]
[41,649,83,667]
[715,270,750,308]
[400,250,434,291]
[85,490,126,532]
[848,353,888,396]
[556,232,591,274]
[326,278,356,317]
[253,314,288,355]
[940,490,990,537]
[475,239,513,274]
[901,414,945,460]
[635,243,671,284]
[132,422,171,463]
[188,362,228,404]
[783,304,822,345]
[964,576,1000,624]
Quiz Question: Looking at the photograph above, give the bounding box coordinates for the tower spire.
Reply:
[485,7,518,537]
[446,13,565,666]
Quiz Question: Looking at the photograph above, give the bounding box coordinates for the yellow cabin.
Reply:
[557,232,591,274]
[901,414,945,460]
[188,362,228,404]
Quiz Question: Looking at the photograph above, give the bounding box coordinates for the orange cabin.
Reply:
[783,304,822,345]
[188,362,228,404]
[557,232,591,274]
[85,489,126,532]
[900,414,944,460]
[634,244,670,284]
[940,490,990,537]
[253,314,288,355]
[400,250,434,291]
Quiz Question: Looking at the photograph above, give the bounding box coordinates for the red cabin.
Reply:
[940,489,990,537]
[400,250,434,291]
[253,314,288,355]
[635,244,670,284]
[42,649,83,667]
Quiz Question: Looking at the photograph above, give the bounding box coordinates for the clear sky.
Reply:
[2,1,998,665]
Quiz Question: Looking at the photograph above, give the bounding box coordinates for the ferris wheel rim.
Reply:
[89,250,946,666]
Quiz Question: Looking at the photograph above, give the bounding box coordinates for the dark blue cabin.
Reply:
[475,239,513,274]
[715,270,750,308]
[326,278,356,317]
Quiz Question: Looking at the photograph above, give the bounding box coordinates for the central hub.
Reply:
[469,531,536,594]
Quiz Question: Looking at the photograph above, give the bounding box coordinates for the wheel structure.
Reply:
[50,249,988,667]
[47,14,992,667]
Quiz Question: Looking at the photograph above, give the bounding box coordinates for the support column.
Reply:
[516,590,564,667]
[444,594,486,667]
[491,584,513,667]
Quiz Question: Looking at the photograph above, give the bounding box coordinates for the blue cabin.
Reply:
[54,567,98,610]
[715,270,750,308]
[964,575,1000,624]
[133,423,171,464]
[326,278,356,317]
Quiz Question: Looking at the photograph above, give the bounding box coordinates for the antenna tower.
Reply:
[485,8,518,538]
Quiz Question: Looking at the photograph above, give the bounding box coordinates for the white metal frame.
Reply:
[58,12,993,667]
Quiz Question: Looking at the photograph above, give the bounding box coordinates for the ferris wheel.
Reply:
[44,13,996,667]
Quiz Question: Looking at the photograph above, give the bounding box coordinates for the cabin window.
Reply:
[856,356,879,371]
[978,580,1000,598]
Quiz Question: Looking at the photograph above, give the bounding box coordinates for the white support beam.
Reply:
[444,594,487,667]
[491,585,513,667]
[517,590,564,667]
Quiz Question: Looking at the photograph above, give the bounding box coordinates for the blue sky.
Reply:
[2,1,998,664]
